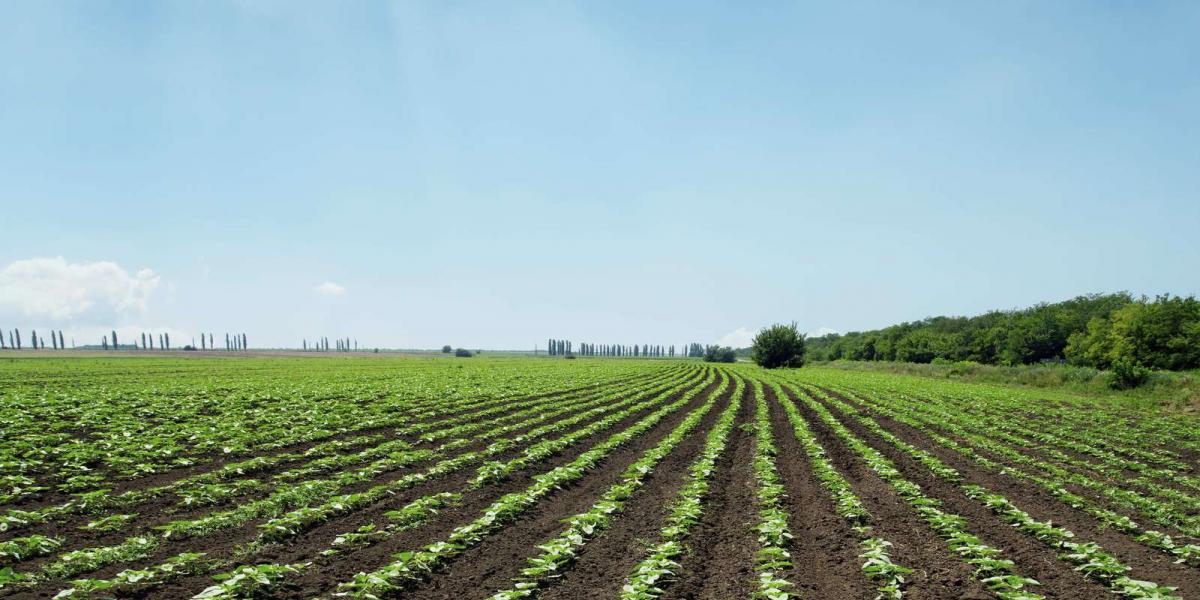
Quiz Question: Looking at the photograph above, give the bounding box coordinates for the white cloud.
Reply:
[0,257,160,321]
[808,327,840,338]
[314,281,346,297]
[717,326,757,349]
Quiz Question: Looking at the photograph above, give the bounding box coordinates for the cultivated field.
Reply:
[1,357,1198,599]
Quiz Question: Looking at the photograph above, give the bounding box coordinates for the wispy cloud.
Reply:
[314,281,346,297]
[717,326,757,348]
[0,257,159,321]
[808,326,840,338]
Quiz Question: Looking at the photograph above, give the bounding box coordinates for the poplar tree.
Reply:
[103,335,109,350]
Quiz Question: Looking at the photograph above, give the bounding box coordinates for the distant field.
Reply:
[1,357,1198,599]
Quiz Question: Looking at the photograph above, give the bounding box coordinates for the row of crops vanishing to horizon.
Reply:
[1,355,1198,599]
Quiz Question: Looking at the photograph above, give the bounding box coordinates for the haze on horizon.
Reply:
[3,2,1198,350]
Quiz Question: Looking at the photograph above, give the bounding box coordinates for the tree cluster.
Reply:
[703,345,737,363]
[806,293,1130,366]
[302,336,357,352]
[546,339,674,357]
[806,293,1200,384]
[1,329,67,350]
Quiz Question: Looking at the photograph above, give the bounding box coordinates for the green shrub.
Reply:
[751,323,806,369]
[454,348,472,358]
[1108,359,1150,390]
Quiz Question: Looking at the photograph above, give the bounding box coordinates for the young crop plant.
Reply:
[0,535,63,564]
[487,374,737,600]
[765,378,910,599]
[47,552,214,598]
[748,378,795,600]
[81,513,137,533]
[194,562,310,599]
[621,378,744,600]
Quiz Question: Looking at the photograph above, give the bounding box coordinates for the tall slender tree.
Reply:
[102,335,108,350]
[242,333,247,351]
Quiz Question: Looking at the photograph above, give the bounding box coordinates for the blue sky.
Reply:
[2,1,1198,349]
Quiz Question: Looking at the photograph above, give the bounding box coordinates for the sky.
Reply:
[2,1,1199,350]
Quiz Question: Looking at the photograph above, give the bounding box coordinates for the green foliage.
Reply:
[441,345,452,353]
[1068,295,1200,374]
[1109,359,1151,390]
[810,293,1131,366]
[703,345,736,363]
[810,293,1200,388]
[454,348,472,357]
[751,323,806,369]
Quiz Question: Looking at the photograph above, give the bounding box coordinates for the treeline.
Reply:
[807,293,1200,375]
[302,337,358,352]
[0,329,251,351]
[545,339,677,357]
[1,328,65,350]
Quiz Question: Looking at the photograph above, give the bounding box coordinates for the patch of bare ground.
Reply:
[825,387,1200,600]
